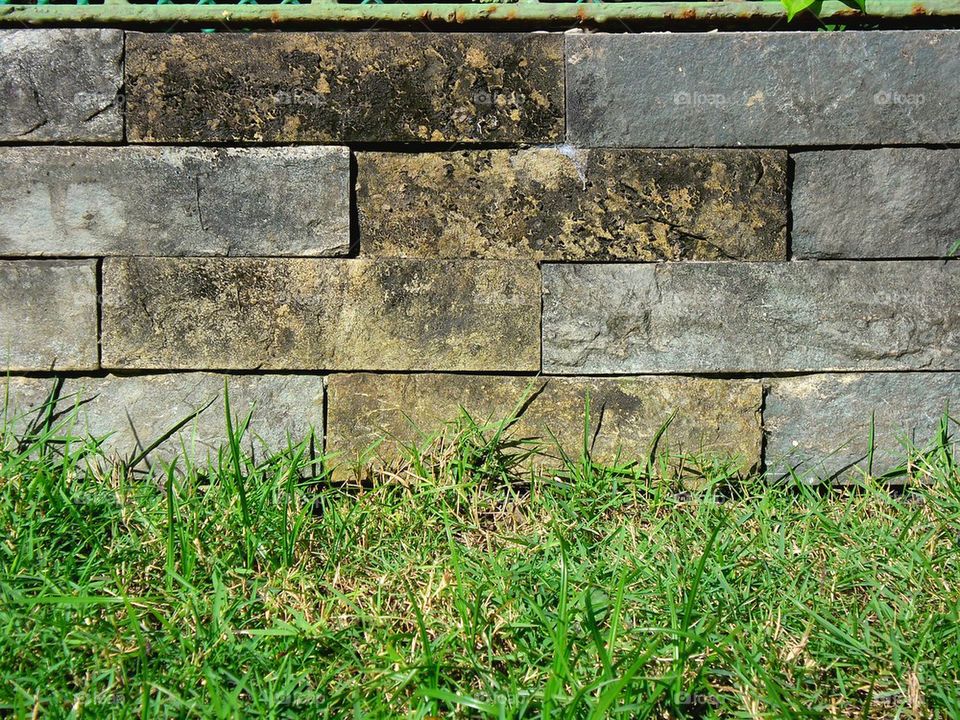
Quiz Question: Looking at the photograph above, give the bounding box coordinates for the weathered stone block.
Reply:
[765,373,960,481]
[0,29,122,142]
[793,149,960,258]
[542,261,960,374]
[357,149,786,261]
[327,373,762,475]
[126,32,564,144]
[566,31,960,147]
[0,261,98,371]
[0,146,350,257]
[102,258,540,372]
[1,377,53,426]
[1,374,324,466]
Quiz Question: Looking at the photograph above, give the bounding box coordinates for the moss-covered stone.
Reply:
[125,32,563,144]
[327,373,762,477]
[102,258,540,372]
[357,149,786,260]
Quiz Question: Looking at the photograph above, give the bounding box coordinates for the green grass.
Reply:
[1,389,959,718]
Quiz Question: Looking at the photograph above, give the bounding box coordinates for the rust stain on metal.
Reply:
[1,0,959,27]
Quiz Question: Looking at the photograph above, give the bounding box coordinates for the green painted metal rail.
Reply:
[1,0,959,28]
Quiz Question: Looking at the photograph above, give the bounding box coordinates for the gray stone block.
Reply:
[765,372,960,481]
[0,146,351,257]
[566,31,960,147]
[0,29,122,142]
[542,261,960,374]
[0,374,324,466]
[1,377,52,426]
[0,260,98,371]
[126,32,564,144]
[102,258,541,372]
[793,149,960,259]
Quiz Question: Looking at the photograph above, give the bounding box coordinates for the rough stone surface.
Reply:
[0,147,350,257]
[0,29,122,142]
[542,261,960,374]
[792,149,960,259]
[102,258,540,372]
[1,374,324,466]
[357,149,786,261]
[126,32,564,144]
[327,373,762,476]
[566,31,960,147]
[0,261,98,371]
[765,373,960,481]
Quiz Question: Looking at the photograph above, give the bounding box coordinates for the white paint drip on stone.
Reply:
[554,144,589,189]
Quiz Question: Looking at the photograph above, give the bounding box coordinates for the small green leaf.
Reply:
[781,0,819,21]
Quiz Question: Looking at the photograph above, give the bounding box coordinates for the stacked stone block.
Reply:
[1,28,958,481]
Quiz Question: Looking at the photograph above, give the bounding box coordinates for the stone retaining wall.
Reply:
[2,28,958,481]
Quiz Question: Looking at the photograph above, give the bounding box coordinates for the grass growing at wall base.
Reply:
[1,394,959,719]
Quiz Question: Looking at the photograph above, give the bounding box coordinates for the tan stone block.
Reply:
[327,373,762,476]
[102,258,540,372]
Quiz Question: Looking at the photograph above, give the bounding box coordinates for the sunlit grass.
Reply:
[1,385,958,718]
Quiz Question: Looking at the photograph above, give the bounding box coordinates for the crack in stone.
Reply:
[15,84,50,137]
[752,154,766,188]
[635,214,710,243]
[194,175,208,234]
[82,98,117,124]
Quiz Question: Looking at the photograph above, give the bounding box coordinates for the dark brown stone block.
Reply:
[358,148,786,260]
[126,32,564,144]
